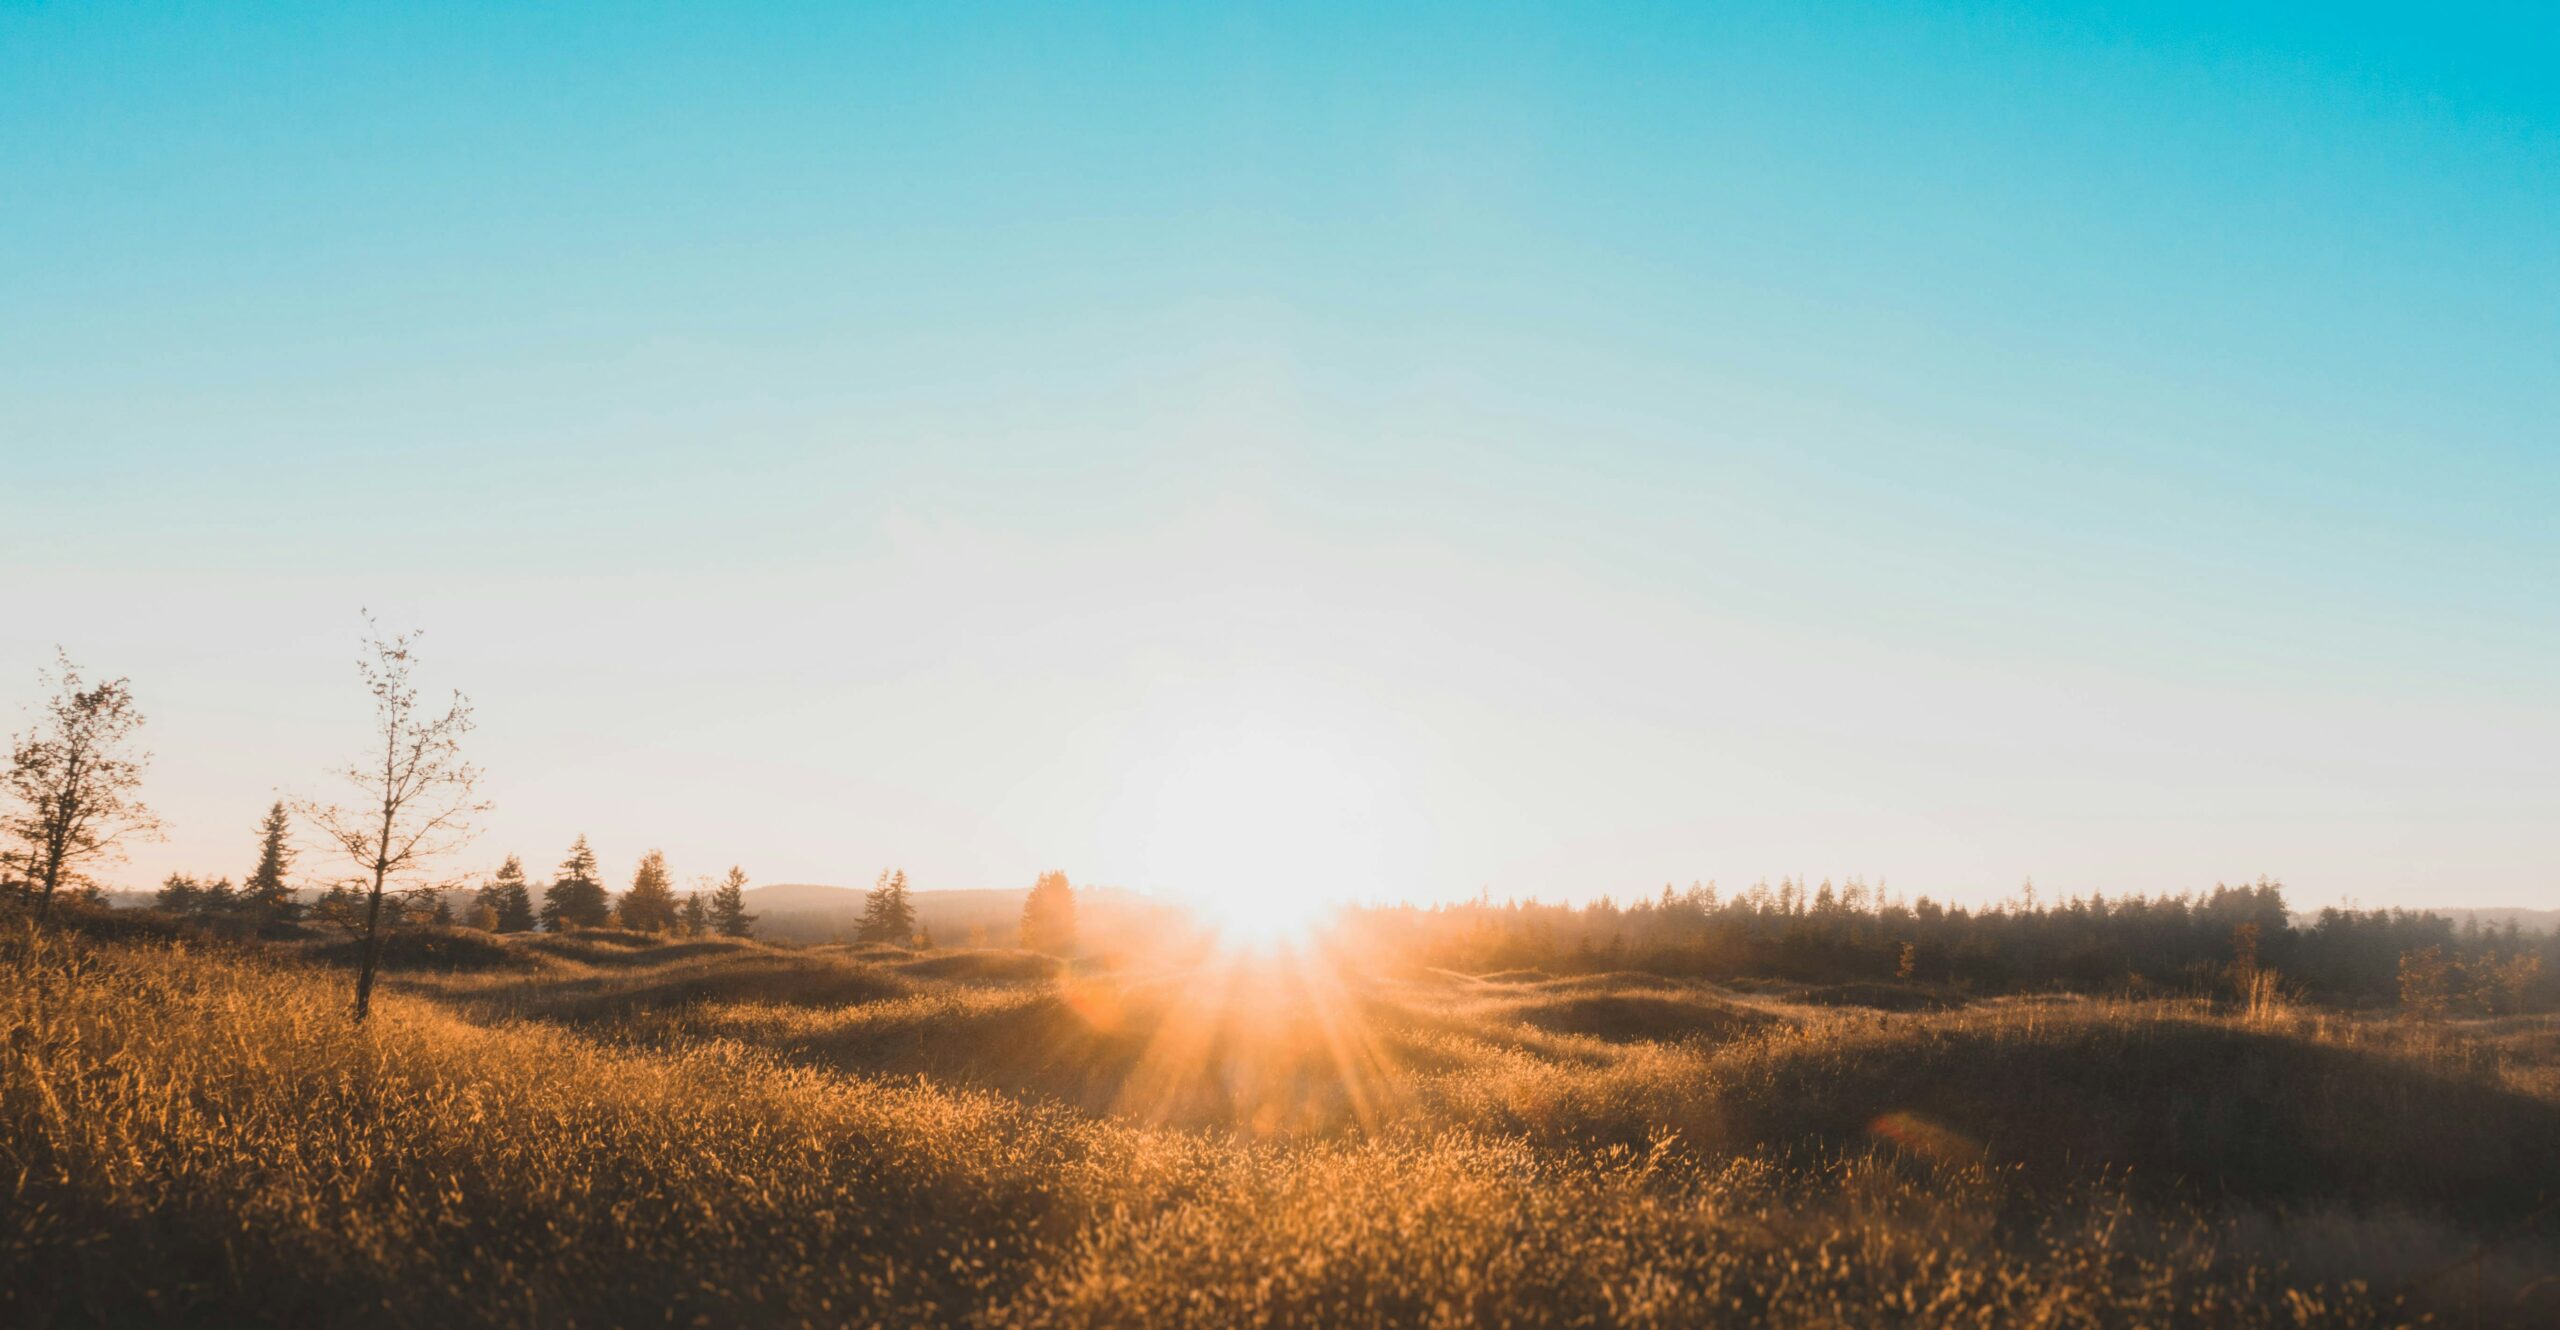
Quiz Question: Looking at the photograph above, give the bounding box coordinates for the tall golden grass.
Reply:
[7,916,2557,1326]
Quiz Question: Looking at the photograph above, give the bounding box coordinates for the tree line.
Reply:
[1344,876,2556,1011]
[4,632,1085,1028]
[142,815,761,938]
[1,628,725,1021]
[6,635,2529,1018]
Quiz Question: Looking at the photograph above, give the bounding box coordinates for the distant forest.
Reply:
[10,644,2550,1020]
[76,854,2560,1016]
[1344,878,2556,1013]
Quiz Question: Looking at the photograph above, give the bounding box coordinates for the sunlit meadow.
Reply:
[8,3,2559,1326]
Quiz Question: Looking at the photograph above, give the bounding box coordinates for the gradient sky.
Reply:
[4,2,2554,910]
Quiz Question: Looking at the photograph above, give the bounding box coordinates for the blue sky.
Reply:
[3,2,2554,908]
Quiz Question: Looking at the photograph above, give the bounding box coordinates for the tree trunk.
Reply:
[35,845,62,921]
[352,880,387,1024]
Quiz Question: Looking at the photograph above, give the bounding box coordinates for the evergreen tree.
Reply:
[1020,869,1076,955]
[154,872,203,915]
[199,875,239,915]
[857,868,916,945]
[240,801,300,922]
[428,893,455,927]
[539,835,611,931]
[478,854,537,933]
[679,891,710,937]
[314,882,369,934]
[619,849,680,932]
[708,865,755,938]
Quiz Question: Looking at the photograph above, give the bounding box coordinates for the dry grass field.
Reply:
[8,914,2559,1327]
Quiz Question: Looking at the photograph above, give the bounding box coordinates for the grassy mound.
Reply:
[1505,991,1781,1044]
[894,949,1064,984]
[1700,1005,2560,1219]
[10,924,2555,1326]
[307,926,534,973]
[1534,971,1695,993]
[461,951,916,1025]
[1782,980,1963,1012]
[514,933,757,968]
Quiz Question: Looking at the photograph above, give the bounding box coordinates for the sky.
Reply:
[2,2,2555,911]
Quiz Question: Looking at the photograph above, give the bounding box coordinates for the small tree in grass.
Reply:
[708,865,755,938]
[2399,946,2454,1022]
[298,619,487,1025]
[240,801,300,924]
[540,836,610,932]
[1021,869,1076,955]
[858,868,915,945]
[619,849,680,933]
[155,872,204,915]
[477,855,536,933]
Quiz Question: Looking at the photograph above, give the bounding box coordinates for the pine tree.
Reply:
[241,801,300,922]
[428,893,455,927]
[539,835,611,932]
[618,849,680,932]
[857,868,916,945]
[916,922,934,950]
[679,891,710,937]
[314,882,368,933]
[199,876,238,915]
[478,854,537,933]
[155,872,203,915]
[1020,869,1076,955]
[708,865,755,938]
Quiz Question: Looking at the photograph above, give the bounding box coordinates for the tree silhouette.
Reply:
[477,854,537,933]
[2,651,158,919]
[298,621,486,1024]
[857,868,915,946]
[154,872,203,915]
[1020,870,1076,955]
[708,865,755,938]
[539,836,610,932]
[240,801,300,924]
[619,849,680,933]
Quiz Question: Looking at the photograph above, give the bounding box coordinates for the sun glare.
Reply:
[1124,714,1409,946]
[1192,883,1332,948]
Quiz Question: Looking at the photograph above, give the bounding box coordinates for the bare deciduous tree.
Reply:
[2,651,159,919]
[299,620,487,1024]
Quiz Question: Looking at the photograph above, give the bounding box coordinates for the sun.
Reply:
[1121,714,1410,946]
[1191,881,1333,948]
